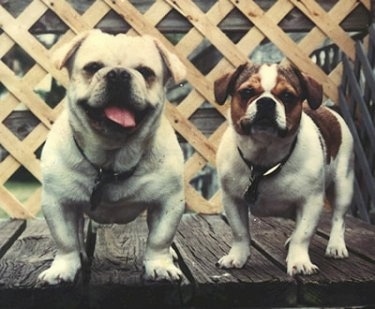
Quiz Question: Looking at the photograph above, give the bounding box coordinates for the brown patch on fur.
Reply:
[229,65,261,134]
[214,63,258,104]
[277,65,323,110]
[231,96,248,134]
[285,101,303,137]
[304,105,342,163]
[273,68,305,137]
[235,64,261,89]
[277,66,304,95]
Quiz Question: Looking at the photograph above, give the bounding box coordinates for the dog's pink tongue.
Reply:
[104,106,136,128]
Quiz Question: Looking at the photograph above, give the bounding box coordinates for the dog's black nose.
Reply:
[256,97,276,114]
[106,69,132,104]
[106,69,130,85]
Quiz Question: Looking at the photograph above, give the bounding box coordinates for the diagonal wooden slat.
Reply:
[184,122,227,182]
[24,187,42,216]
[16,0,48,27]
[0,0,48,58]
[0,186,35,219]
[288,0,355,60]
[0,94,19,123]
[165,103,217,166]
[185,184,219,214]
[0,123,48,184]
[0,6,68,89]
[40,0,91,33]
[278,0,359,63]
[0,62,54,128]
[0,123,41,181]
[165,0,248,67]
[278,0,361,96]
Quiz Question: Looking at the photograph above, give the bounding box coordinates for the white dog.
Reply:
[214,62,354,275]
[38,30,186,284]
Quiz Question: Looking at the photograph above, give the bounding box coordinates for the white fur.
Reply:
[38,31,186,284]
[259,64,278,91]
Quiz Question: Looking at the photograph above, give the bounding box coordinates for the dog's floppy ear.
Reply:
[301,73,323,110]
[53,30,99,71]
[152,38,186,84]
[214,63,248,104]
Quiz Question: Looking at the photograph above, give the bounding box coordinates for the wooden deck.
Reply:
[0,213,374,308]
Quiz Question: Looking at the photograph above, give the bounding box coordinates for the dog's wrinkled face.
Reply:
[54,30,185,139]
[214,63,322,140]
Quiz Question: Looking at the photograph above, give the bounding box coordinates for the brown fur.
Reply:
[304,105,342,163]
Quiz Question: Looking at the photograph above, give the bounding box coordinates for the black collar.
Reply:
[73,137,137,210]
[237,137,297,203]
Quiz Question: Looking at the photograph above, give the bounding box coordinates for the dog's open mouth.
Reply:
[104,106,136,128]
[80,101,146,131]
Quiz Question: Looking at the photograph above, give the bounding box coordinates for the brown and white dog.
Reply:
[214,63,354,275]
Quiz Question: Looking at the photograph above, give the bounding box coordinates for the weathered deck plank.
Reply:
[0,219,55,288]
[0,219,89,309]
[0,214,374,308]
[0,219,25,258]
[174,214,296,307]
[254,216,375,306]
[89,216,192,307]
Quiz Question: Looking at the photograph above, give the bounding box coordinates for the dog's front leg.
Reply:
[217,193,250,269]
[286,196,323,276]
[143,192,184,281]
[39,195,85,285]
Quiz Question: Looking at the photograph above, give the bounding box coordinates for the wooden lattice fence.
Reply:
[0,0,372,218]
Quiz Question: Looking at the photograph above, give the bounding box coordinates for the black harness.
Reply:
[73,137,137,210]
[237,138,297,204]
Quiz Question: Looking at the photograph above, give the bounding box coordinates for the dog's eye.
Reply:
[136,66,155,80]
[280,91,296,104]
[239,88,255,101]
[83,62,104,74]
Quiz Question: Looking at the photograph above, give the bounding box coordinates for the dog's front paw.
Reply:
[325,240,349,259]
[217,246,250,269]
[217,254,247,269]
[38,253,81,285]
[143,258,182,281]
[286,256,319,276]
